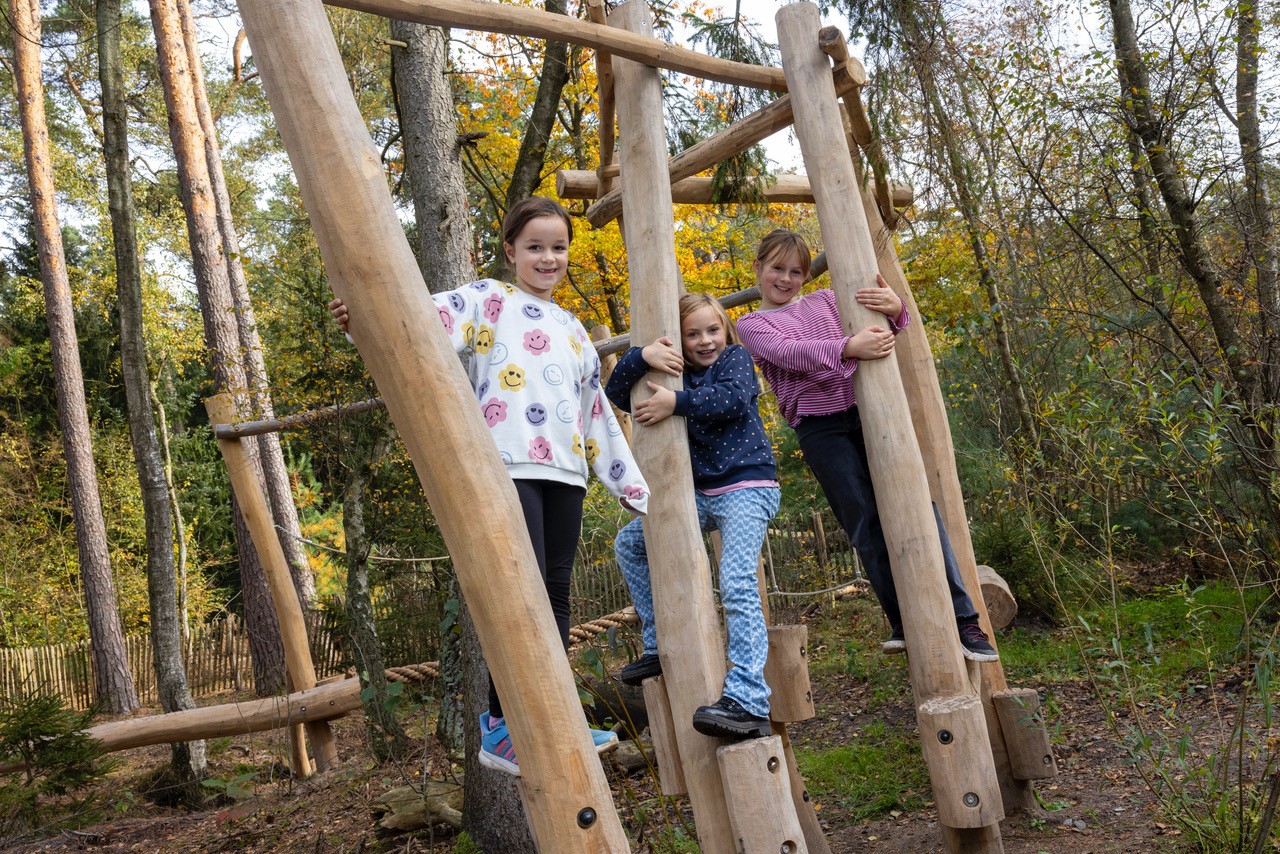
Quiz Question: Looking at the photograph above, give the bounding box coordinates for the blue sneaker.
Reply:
[591,726,620,754]
[478,712,519,776]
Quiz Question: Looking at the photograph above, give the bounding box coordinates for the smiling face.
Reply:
[754,247,808,309]
[504,215,570,300]
[681,305,728,370]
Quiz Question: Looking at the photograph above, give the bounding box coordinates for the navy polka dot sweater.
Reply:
[606,343,777,491]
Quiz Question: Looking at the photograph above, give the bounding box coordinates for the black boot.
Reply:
[691,696,771,739]
[619,652,662,686]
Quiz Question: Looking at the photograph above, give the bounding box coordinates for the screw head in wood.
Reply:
[963,792,980,807]
[780,842,797,853]
[937,729,953,744]
[767,756,780,772]
[577,807,597,828]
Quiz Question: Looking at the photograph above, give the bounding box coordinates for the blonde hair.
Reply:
[754,229,812,279]
[678,293,737,369]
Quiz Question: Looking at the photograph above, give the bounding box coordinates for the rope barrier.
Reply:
[379,608,641,684]
[375,581,868,685]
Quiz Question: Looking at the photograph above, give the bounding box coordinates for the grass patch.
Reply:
[796,719,929,820]
[995,624,1086,683]
[985,581,1259,691]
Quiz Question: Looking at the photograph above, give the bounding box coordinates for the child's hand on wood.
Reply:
[641,337,684,376]
[855,273,904,320]
[633,380,677,425]
[328,296,350,333]
[843,325,896,361]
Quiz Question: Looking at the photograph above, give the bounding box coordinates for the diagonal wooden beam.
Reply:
[326,0,787,90]
[237,0,628,847]
[584,58,865,228]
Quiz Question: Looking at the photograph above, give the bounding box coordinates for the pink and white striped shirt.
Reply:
[737,289,909,427]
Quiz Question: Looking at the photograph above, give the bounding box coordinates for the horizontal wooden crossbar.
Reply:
[325,0,787,90]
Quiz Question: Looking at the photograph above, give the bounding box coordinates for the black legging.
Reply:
[794,404,975,630]
[488,478,585,719]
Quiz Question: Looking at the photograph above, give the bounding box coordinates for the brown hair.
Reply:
[754,229,812,278]
[502,196,574,249]
[678,293,738,369]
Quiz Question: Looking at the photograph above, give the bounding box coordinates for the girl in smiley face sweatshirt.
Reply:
[334,198,646,775]
[435,277,647,513]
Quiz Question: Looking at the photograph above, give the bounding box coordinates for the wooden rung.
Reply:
[716,735,807,854]
[992,688,1058,780]
[641,675,687,795]
[916,695,1005,829]
[764,625,815,722]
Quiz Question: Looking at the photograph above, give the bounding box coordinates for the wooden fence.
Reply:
[0,612,348,711]
[1,509,860,709]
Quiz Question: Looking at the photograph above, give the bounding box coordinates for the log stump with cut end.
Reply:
[977,565,1018,629]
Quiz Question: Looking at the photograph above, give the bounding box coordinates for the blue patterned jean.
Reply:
[614,486,780,717]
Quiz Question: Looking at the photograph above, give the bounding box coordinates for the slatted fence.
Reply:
[1,510,859,709]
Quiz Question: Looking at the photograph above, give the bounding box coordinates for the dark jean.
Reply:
[794,404,975,629]
[488,478,585,719]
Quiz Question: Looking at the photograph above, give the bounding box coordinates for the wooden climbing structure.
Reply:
[70,1,1062,851]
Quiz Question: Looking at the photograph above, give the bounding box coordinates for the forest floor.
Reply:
[4,587,1255,853]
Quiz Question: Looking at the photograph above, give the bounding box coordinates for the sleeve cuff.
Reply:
[673,390,691,416]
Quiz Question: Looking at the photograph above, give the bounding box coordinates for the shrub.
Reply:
[0,693,111,839]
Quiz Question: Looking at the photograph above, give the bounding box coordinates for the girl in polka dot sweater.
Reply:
[605,293,778,740]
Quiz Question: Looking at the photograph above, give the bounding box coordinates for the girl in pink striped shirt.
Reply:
[736,230,997,662]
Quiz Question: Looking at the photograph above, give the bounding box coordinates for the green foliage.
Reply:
[645,826,701,853]
[201,770,257,801]
[970,510,1065,623]
[1067,578,1280,852]
[0,694,111,837]
[451,832,484,854]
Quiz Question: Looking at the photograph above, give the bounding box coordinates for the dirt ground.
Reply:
[5,603,1192,854]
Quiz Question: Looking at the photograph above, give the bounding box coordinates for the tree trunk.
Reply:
[901,9,1038,448]
[1108,0,1251,393]
[151,380,191,648]
[460,602,535,852]
[149,0,286,695]
[482,0,572,279]
[10,0,139,716]
[173,0,315,608]
[1110,0,1279,541]
[342,429,410,762]
[1235,0,1279,443]
[390,19,474,290]
[434,575,465,753]
[1117,62,1174,356]
[504,0,570,206]
[98,0,204,786]
[389,20,528,844]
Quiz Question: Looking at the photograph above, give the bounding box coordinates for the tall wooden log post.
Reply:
[842,121,1046,815]
[776,5,1004,852]
[206,394,336,776]
[611,3,736,851]
[757,568,831,854]
[235,1,628,848]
